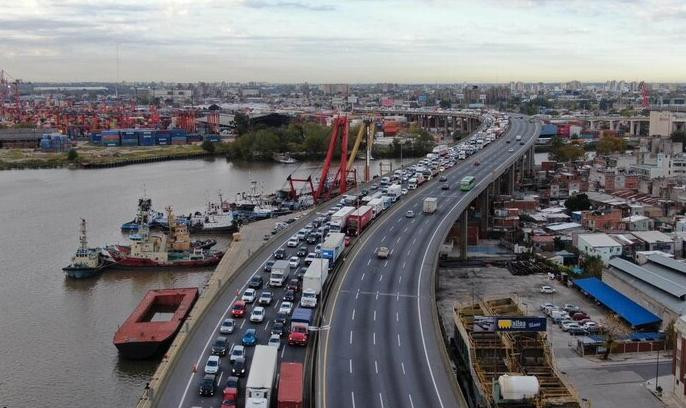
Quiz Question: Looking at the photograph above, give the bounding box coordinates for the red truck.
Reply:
[277,362,304,408]
[346,205,373,236]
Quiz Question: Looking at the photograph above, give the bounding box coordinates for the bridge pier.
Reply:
[479,191,489,236]
[507,165,515,195]
[459,209,468,260]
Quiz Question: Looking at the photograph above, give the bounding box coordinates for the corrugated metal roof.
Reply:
[647,254,686,275]
[631,230,673,244]
[578,233,622,248]
[609,257,686,299]
[573,277,662,327]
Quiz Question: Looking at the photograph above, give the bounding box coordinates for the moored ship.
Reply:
[63,219,111,279]
[113,287,199,359]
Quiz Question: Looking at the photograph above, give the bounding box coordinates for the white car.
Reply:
[219,318,235,334]
[250,306,265,323]
[305,253,317,265]
[401,189,408,195]
[406,210,415,218]
[242,288,256,303]
[267,333,281,349]
[287,237,299,248]
[561,321,580,332]
[289,256,300,268]
[278,301,293,315]
[204,355,220,374]
[229,344,245,363]
[540,285,556,294]
[539,302,554,311]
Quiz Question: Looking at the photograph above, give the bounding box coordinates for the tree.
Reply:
[439,99,452,109]
[551,137,585,162]
[66,149,79,161]
[564,193,591,211]
[600,314,630,360]
[233,113,250,135]
[597,135,626,155]
[581,255,603,278]
[201,140,216,153]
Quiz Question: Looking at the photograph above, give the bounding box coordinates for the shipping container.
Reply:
[246,346,278,407]
[347,205,373,236]
[277,362,304,408]
[155,131,170,145]
[205,134,221,143]
[187,133,203,142]
[90,132,102,144]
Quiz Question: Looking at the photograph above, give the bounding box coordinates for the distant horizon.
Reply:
[3,1,686,83]
[16,80,686,86]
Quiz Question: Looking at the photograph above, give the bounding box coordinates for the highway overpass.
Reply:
[316,117,539,408]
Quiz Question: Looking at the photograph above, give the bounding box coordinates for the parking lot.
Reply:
[437,265,672,408]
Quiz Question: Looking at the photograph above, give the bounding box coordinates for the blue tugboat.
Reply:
[121,197,164,232]
[63,219,111,279]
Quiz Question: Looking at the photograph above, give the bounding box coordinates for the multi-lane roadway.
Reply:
[317,117,540,408]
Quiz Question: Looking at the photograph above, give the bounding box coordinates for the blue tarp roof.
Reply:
[574,277,662,327]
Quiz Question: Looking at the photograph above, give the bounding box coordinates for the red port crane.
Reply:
[314,116,349,201]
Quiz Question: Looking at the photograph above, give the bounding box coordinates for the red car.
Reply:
[344,236,351,247]
[231,300,246,318]
[221,388,238,408]
[572,312,589,321]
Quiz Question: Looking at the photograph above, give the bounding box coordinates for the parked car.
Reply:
[563,304,580,313]
[539,302,554,311]
[540,285,556,294]
[572,312,590,321]
[561,321,581,332]
[220,318,235,334]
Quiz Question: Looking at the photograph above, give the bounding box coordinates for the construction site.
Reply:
[452,297,582,408]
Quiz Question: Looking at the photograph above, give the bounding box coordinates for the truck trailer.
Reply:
[302,258,329,298]
[329,206,355,232]
[320,232,345,265]
[423,197,438,214]
[347,205,373,235]
[277,362,304,408]
[270,260,290,287]
[245,345,278,407]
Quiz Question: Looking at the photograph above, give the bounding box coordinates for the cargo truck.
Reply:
[277,362,304,408]
[329,206,356,232]
[423,197,438,214]
[288,308,313,346]
[387,184,402,201]
[270,260,290,287]
[347,206,373,235]
[367,198,383,217]
[245,345,278,408]
[381,195,393,209]
[302,258,329,301]
[515,135,522,141]
[320,233,345,265]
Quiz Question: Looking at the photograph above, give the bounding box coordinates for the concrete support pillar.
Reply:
[507,165,515,195]
[529,146,535,176]
[479,192,489,236]
[444,116,449,138]
[459,209,468,260]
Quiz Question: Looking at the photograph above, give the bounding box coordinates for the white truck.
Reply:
[423,197,438,214]
[329,206,355,232]
[387,184,402,201]
[408,178,418,190]
[269,260,290,287]
[245,345,278,408]
[515,135,522,141]
[321,232,345,264]
[302,258,329,307]
[367,198,384,218]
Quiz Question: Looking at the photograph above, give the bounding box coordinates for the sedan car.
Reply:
[401,189,408,195]
[406,210,415,218]
[250,306,265,323]
[271,321,286,337]
[273,248,286,259]
[264,260,275,273]
[286,278,301,293]
[211,336,229,356]
[268,333,282,349]
[288,256,300,269]
[231,357,247,377]
[248,276,263,289]
[220,318,235,334]
[229,344,245,363]
[441,184,449,190]
[242,288,256,303]
[508,148,514,153]
[241,328,257,346]
[287,237,299,248]
[306,234,319,245]
[439,175,447,182]
[284,289,297,302]
[377,246,390,259]
[296,246,308,257]
[278,301,294,315]
[204,355,221,374]
[275,311,289,325]
[258,291,273,305]
[540,285,556,294]
[231,301,247,318]
[474,160,480,166]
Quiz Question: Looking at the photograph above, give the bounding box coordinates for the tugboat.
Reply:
[107,207,224,268]
[121,196,164,232]
[63,219,111,279]
[189,193,239,234]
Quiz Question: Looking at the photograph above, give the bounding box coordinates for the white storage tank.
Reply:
[497,375,539,401]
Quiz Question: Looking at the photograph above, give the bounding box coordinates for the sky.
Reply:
[1,0,686,83]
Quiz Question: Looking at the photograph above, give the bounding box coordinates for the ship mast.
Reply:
[79,218,88,250]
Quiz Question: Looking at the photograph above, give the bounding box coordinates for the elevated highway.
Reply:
[316,117,540,408]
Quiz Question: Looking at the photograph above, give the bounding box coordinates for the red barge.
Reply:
[113,287,198,359]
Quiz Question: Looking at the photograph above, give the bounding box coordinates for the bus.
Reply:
[460,176,476,191]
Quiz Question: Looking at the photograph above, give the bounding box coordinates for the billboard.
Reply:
[473,316,546,333]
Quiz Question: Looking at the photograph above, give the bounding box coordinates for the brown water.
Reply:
[0,156,400,408]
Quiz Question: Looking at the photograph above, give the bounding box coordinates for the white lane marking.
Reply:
[273,300,280,310]
[367,259,371,266]
[402,261,406,269]
[375,360,379,374]
[350,330,353,345]
[397,217,402,224]
[409,393,415,408]
[398,275,402,285]
[403,226,408,232]
[349,359,353,374]
[390,248,394,255]
[383,261,388,268]
[412,238,416,245]
[217,371,223,386]
[240,319,246,329]
[389,225,394,232]
[381,235,387,241]
[375,290,379,300]
[361,272,365,281]
[396,292,400,301]
[373,332,376,345]
[379,392,385,408]
[264,321,270,331]
[280,344,286,358]
[397,333,401,347]
[406,249,411,256]
[396,312,399,322]
[352,309,356,321]
[373,310,376,321]
[351,392,356,408]
[356,288,360,299]
[401,361,406,375]
[378,274,383,282]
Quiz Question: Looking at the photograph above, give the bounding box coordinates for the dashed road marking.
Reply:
[349,359,353,374]
[350,330,353,345]
[401,361,406,375]
[375,360,379,374]
[352,309,355,321]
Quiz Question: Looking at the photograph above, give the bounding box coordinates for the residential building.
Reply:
[631,230,675,255]
[576,233,623,264]
[672,315,686,406]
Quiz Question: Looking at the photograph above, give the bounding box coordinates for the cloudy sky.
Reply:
[1,0,685,83]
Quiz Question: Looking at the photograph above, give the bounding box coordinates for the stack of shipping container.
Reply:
[40,133,72,152]
[87,128,220,147]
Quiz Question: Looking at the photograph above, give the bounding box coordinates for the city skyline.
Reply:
[2,0,686,83]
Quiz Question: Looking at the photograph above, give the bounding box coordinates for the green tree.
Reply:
[201,140,216,153]
[66,148,79,161]
[597,135,626,155]
[581,255,603,278]
[564,193,591,211]
[439,99,452,109]
[233,113,250,135]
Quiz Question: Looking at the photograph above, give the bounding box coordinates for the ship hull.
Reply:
[62,265,102,279]
[114,338,172,360]
[108,246,224,268]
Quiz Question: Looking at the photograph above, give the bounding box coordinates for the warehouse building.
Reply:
[0,128,57,149]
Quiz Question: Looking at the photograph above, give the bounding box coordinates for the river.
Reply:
[0,156,401,407]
